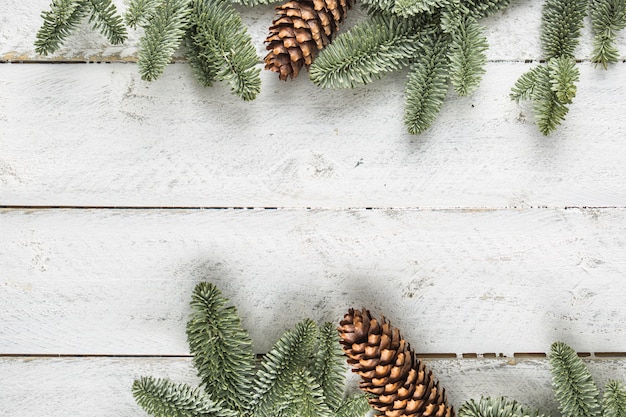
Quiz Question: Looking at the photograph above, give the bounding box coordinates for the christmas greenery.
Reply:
[34,0,626,132]
[459,341,626,417]
[132,282,370,417]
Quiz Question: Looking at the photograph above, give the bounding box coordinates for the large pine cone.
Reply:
[264,0,352,80]
[338,308,455,417]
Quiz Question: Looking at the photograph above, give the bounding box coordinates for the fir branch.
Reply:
[465,0,512,19]
[125,0,160,29]
[404,33,450,134]
[35,0,89,55]
[549,341,602,417]
[137,0,191,82]
[603,380,626,417]
[540,0,587,60]
[309,14,425,88]
[510,65,546,103]
[533,57,578,135]
[447,15,488,96]
[132,376,237,417]
[252,319,318,417]
[334,394,373,417]
[186,0,261,101]
[459,396,546,417]
[86,0,127,45]
[549,55,578,104]
[590,0,626,69]
[186,282,256,415]
[310,322,345,411]
[276,369,334,417]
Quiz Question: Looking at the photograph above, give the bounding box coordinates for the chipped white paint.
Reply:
[1,1,626,416]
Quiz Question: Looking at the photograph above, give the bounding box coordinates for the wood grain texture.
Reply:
[1,0,624,62]
[1,356,625,417]
[1,62,625,207]
[2,208,625,355]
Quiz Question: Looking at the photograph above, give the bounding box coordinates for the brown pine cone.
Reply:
[338,308,455,417]
[264,0,352,80]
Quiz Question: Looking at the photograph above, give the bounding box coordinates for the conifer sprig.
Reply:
[549,341,602,417]
[589,0,626,69]
[86,0,128,45]
[404,34,450,134]
[186,0,261,101]
[186,282,256,415]
[335,394,373,417]
[126,0,161,29]
[35,0,90,55]
[311,322,346,411]
[309,14,427,88]
[459,396,546,417]
[603,380,626,417]
[251,319,318,417]
[447,15,488,96]
[132,376,237,417]
[137,0,191,81]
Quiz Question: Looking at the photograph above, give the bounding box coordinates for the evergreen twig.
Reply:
[335,394,373,417]
[589,0,626,69]
[186,0,261,101]
[311,322,345,411]
[447,15,488,96]
[137,0,191,81]
[251,319,318,417]
[404,33,450,134]
[132,376,237,417]
[86,0,127,45]
[309,14,425,88]
[125,0,160,29]
[186,282,256,415]
[603,380,626,417]
[549,341,602,417]
[35,0,89,55]
[541,0,587,60]
[459,396,547,417]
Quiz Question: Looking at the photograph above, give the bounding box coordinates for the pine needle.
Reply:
[447,15,488,96]
[589,0,626,69]
[311,322,345,411]
[540,0,587,60]
[603,380,626,417]
[125,0,160,29]
[86,0,127,45]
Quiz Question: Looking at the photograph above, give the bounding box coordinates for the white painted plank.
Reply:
[1,62,625,207]
[1,0,624,62]
[1,356,625,417]
[1,208,625,355]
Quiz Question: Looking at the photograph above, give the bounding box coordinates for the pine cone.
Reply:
[338,308,455,417]
[264,0,352,80]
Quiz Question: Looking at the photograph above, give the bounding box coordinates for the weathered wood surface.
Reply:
[1,357,625,417]
[1,62,626,207]
[2,208,625,355]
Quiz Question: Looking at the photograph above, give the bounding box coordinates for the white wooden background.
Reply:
[1,1,625,416]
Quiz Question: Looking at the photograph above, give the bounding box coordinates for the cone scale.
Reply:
[338,308,455,417]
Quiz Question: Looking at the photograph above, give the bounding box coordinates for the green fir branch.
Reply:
[549,341,602,417]
[137,0,191,81]
[404,33,450,134]
[590,0,626,69]
[311,322,345,411]
[252,319,318,417]
[186,282,256,415]
[549,55,578,104]
[541,0,587,59]
[465,0,512,19]
[125,0,160,29]
[532,57,578,135]
[447,15,488,96]
[459,396,547,417]
[309,14,425,88]
[603,380,626,417]
[510,65,546,103]
[132,376,237,417]
[186,0,261,101]
[86,0,127,45]
[35,0,89,55]
[276,369,334,417]
[335,394,373,417]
